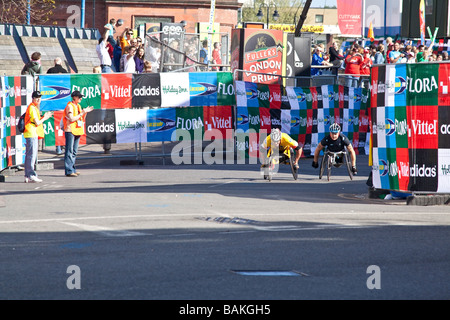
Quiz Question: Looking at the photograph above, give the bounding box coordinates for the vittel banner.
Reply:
[371,62,450,193]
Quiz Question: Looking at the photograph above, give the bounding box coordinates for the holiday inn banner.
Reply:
[371,62,450,193]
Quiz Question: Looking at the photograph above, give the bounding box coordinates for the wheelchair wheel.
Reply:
[319,153,327,179]
[288,148,298,180]
[327,155,332,181]
[264,155,275,182]
[344,152,353,180]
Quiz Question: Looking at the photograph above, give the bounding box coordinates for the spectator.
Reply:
[185,45,197,72]
[147,36,161,72]
[134,47,145,73]
[369,44,377,63]
[47,57,68,74]
[21,52,42,76]
[104,18,116,37]
[136,37,144,49]
[112,37,122,72]
[388,42,403,63]
[120,46,131,72]
[344,44,363,87]
[442,51,449,60]
[406,51,415,63]
[211,42,222,71]
[385,37,394,62]
[143,60,153,73]
[96,26,113,73]
[360,48,373,76]
[123,46,137,73]
[120,28,135,54]
[93,66,101,73]
[311,44,332,76]
[129,38,138,48]
[429,52,437,62]
[199,39,209,70]
[401,45,413,63]
[329,41,344,70]
[47,57,68,155]
[23,91,53,183]
[416,45,427,62]
[373,44,385,64]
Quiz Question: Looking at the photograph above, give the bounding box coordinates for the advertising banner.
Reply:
[40,74,72,111]
[131,73,160,108]
[0,76,32,168]
[242,29,284,84]
[146,107,176,142]
[189,72,218,107]
[371,62,450,193]
[160,73,190,107]
[85,109,117,145]
[71,74,102,109]
[216,72,236,106]
[115,109,147,143]
[102,73,133,109]
[337,0,363,36]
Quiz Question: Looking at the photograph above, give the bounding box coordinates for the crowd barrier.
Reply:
[370,62,450,193]
[0,72,372,171]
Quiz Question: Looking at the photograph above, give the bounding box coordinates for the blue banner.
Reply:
[39,75,71,111]
[189,73,218,107]
[147,108,176,142]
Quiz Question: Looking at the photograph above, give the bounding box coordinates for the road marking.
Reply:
[60,222,147,237]
[208,181,235,188]
[231,270,307,277]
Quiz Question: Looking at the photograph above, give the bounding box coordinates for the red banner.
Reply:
[101,73,132,109]
[337,0,362,36]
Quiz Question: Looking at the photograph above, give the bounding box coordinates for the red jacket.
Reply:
[345,54,363,75]
[360,57,372,75]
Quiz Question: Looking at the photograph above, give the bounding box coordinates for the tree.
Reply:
[0,0,56,25]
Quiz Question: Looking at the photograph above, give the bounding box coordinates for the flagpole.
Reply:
[362,0,366,41]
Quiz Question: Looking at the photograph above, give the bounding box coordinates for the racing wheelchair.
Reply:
[319,149,353,181]
[262,147,298,181]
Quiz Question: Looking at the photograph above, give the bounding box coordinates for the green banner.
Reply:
[71,74,102,109]
[406,63,439,106]
[217,72,235,106]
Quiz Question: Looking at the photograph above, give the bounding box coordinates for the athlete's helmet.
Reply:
[270,128,282,143]
[330,123,341,133]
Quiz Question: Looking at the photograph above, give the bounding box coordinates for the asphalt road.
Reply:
[0,147,449,301]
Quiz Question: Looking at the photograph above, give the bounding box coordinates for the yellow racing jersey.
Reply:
[262,132,298,151]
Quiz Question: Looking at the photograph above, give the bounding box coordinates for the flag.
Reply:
[419,0,426,44]
[367,22,374,42]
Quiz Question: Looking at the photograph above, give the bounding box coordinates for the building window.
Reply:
[134,16,172,30]
[315,15,323,24]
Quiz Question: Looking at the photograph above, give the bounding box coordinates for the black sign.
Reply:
[85,109,117,145]
[293,37,311,87]
[408,148,438,192]
[132,73,161,108]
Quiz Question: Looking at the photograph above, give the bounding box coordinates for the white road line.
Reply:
[0,211,448,225]
[60,222,147,237]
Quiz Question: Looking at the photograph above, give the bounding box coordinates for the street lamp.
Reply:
[256,2,280,28]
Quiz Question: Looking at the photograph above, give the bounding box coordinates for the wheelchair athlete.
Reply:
[312,123,357,175]
[260,128,302,170]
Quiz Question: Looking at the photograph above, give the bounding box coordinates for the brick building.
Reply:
[45,0,242,36]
